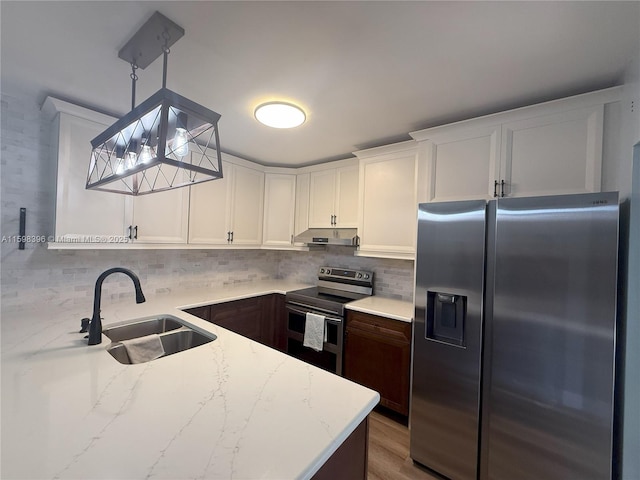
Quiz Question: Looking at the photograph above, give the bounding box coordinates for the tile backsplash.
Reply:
[278,247,414,300]
[1,91,414,312]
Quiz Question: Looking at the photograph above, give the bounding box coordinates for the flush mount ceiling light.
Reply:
[87,11,223,196]
[254,102,306,129]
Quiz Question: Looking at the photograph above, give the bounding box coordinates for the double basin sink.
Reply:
[102,315,216,365]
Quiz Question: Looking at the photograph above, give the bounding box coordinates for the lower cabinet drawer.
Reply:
[347,311,411,342]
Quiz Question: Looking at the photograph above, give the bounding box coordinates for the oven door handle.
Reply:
[285,303,342,323]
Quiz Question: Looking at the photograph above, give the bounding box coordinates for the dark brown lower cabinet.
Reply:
[271,293,287,352]
[183,305,210,322]
[312,416,369,480]
[184,294,286,350]
[209,296,266,343]
[344,310,411,416]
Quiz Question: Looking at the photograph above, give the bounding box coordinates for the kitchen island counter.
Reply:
[1,281,379,479]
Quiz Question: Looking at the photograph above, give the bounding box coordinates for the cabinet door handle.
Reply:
[128,225,138,240]
[494,180,499,198]
[230,231,234,243]
[227,231,231,242]
[291,234,294,245]
[500,180,505,197]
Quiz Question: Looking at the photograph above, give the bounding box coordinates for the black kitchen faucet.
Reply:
[85,267,146,345]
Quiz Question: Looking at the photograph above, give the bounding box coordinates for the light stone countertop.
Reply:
[346,296,414,323]
[1,280,379,480]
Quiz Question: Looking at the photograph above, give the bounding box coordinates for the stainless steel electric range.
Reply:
[285,266,374,375]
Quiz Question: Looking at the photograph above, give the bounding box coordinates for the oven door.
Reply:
[285,302,344,375]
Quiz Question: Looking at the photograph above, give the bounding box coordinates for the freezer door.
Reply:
[411,200,486,480]
[482,192,619,480]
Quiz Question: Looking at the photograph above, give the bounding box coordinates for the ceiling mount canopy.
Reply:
[87,11,223,196]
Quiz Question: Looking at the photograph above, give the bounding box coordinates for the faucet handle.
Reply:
[79,318,90,333]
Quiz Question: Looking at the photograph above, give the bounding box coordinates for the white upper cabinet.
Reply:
[188,155,264,246]
[308,160,359,228]
[42,97,131,243]
[229,163,264,245]
[44,97,193,246]
[500,106,603,197]
[44,98,262,249]
[132,187,190,243]
[419,124,501,202]
[294,173,310,237]
[309,169,336,227]
[336,166,359,227]
[262,173,296,247]
[411,88,617,202]
[354,141,420,259]
[263,168,352,249]
[188,160,231,244]
[44,87,620,252]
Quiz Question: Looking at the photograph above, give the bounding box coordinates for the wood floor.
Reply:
[368,409,441,480]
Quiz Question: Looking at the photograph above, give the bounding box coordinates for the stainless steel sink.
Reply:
[103,315,216,365]
[102,316,184,342]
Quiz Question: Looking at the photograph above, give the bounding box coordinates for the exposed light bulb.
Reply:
[139,145,153,164]
[139,131,155,164]
[170,112,189,158]
[172,128,189,157]
[125,140,138,170]
[114,145,126,175]
[126,151,137,170]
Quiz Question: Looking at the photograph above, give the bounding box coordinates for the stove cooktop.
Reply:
[288,286,368,303]
[285,267,374,316]
[286,287,366,317]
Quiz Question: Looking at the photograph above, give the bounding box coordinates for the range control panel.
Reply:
[318,266,373,284]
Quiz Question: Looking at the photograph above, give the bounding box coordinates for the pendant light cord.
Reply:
[130,62,138,110]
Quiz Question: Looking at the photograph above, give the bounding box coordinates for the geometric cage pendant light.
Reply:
[87,12,223,195]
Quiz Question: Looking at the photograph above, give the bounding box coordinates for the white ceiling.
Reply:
[1,1,639,167]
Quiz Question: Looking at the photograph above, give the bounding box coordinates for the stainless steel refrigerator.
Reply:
[410,192,620,480]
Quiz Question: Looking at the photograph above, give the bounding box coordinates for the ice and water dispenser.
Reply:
[426,291,467,347]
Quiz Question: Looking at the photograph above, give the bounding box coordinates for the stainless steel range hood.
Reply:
[294,228,359,246]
